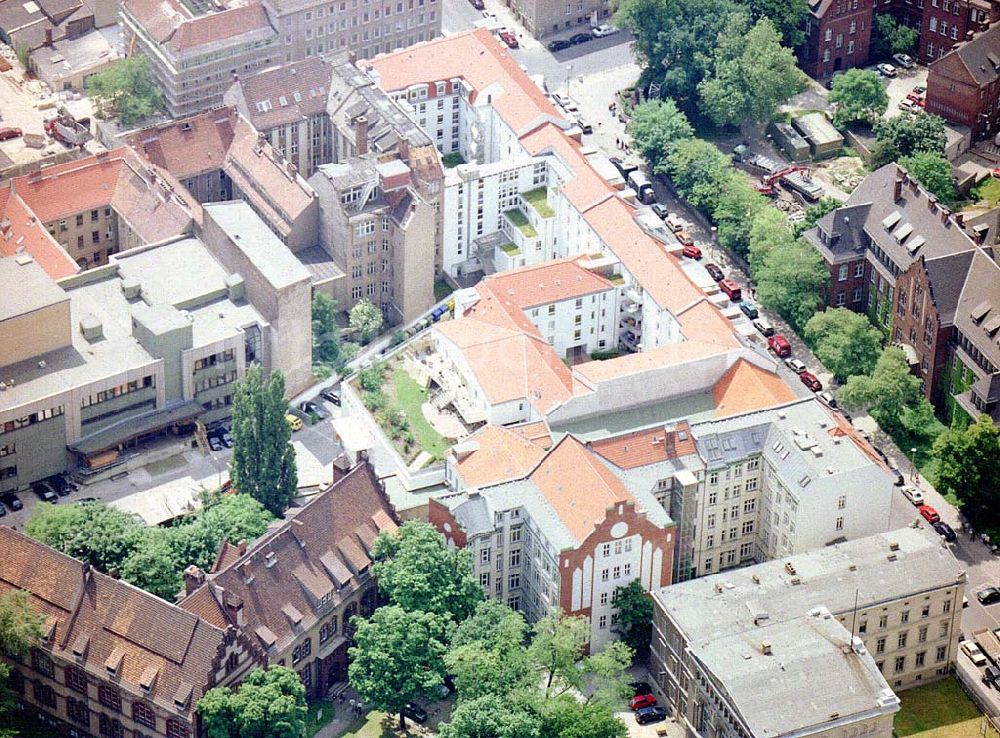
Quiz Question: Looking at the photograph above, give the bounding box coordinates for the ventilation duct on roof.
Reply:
[80,315,103,342]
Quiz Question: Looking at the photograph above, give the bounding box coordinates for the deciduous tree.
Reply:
[611,580,654,659]
[664,138,734,213]
[803,308,883,381]
[537,696,628,738]
[528,610,592,698]
[713,179,768,256]
[371,520,482,623]
[872,13,917,58]
[230,366,298,516]
[739,0,809,47]
[698,17,804,127]
[349,299,384,343]
[874,111,947,159]
[88,56,164,125]
[348,606,449,730]
[829,69,889,127]
[446,600,535,699]
[838,347,922,430]
[900,151,956,202]
[754,238,828,330]
[25,502,143,573]
[439,695,541,738]
[933,416,1000,527]
[747,207,796,274]
[0,591,44,738]
[627,99,693,169]
[198,666,307,738]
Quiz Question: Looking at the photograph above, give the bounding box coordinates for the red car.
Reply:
[682,244,702,260]
[719,278,741,302]
[768,334,791,358]
[799,371,822,392]
[630,694,657,711]
[919,505,940,524]
[0,127,23,141]
[498,30,519,48]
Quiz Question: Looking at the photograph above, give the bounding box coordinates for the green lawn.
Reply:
[442,152,465,168]
[894,678,981,736]
[305,700,336,736]
[973,176,1000,207]
[433,278,452,302]
[391,368,450,459]
[500,242,521,256]
[523,187,555,217]
[505,208,538,238]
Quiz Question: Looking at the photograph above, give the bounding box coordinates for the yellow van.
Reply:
[285,414,303,432]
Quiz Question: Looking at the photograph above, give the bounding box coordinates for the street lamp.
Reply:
[565,64,574,99]
[910,446,918,483]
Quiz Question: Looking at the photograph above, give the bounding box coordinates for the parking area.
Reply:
[878,64,929,118]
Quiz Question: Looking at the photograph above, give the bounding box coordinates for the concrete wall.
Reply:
[0,299,72,367]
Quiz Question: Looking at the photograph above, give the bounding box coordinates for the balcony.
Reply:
[504,208,537,238]
[521,187,555,219]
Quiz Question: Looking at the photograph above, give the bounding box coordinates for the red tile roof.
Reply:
[126,108,237,180]
[453,424,548,488]
[589,421,697,469]
[481,258,614,309]
[0,185,78,279]
[712,358,797,418]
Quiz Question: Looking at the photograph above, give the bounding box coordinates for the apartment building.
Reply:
[0,526,263,738]
[505,0,614,38]
[128,108,320,253]
[121,0,441,118]
[224,57,334,179]
[0,206,311,493]
[651,526,966,733]
[912,0,997,62]
[308,153,436,324]
[799,0,875,78]
[926,23,1000,140]
[179,461,399,699]
[5,149,195,272]
[430,434,675,650]
[803,164,1000,421]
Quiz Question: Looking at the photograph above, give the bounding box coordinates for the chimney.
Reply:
[237,539,248,556]
[355,116,369,156]
[954,212,964,228]
[398,136,410,163]
[939,205,950,224]
[183,565,206,595]
[894,177,903,202]
[332,453,353,483]
[242,561,254,584]
[927,195,937,212]
[45,28,53,46]
[760,641,772,656]
[223,592,245,626]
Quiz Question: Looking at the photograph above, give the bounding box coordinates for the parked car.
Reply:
[219,428,233,448]
[682,244,702,260]
[918,504,940,524]
[0,127,23,141]
[977,587,1000,605]
[799,371,822,392]
[739,300,758,319]
[33,483,58,504]
[900,485,924,506]
[933,521,957,542]
[299,400,328,420]
[650,203,669,219]
[498,30,519,48]
[591,23,619,37]
[705,263,724,282]
[609,156,638,179]
[898,98,918,112]
[906,90,924,102]
[570,32,591,44]
[876,62,897,77]
[913,85,926,95]
[719,279,741,301]
[629,694,657,711]
[208,434,223,452]
[629,681,652,696]
[403,703,428,724]
[636,706,668,725]
[785,358,807,374]
[574,114,593,134]
[548,39,572,52]
[320,388,341,406]
[984,665,1000,689]
[0,501,6,517]
[285,414,303,432]
[818,390,837,408]
[664,214,684,233]
[467,0,484,9]
[962,640,988,667]
[753,317,774,336]
[47,475,72,496]
[892,53,915,68]
[2,493,22,511]
[675,230,694,247]
[768,334,791,357]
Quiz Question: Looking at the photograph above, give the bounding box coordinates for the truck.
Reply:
[627,170,656,205]
[45,108,92,147]
[974,629,1000,666]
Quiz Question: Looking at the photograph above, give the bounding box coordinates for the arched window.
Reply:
[132,700,157,730]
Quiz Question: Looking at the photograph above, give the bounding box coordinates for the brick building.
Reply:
[916,0,996,62]
[799,0,875,79]
[179,461,400,700]
[0,526,263,738]
[430,434,675,650]
[926,23,1000,141]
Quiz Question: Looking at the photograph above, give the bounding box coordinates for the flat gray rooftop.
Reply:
[655,526,965,644]
[0,256,68,324]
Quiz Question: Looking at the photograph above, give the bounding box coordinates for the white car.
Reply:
[892,53,915,69]
[591,24,619,37]
[876,63,897,77]
[900,485,924,506]
[962,640,988,667]
[664,214,684,233]
[785,358,807,374]
[898,98,918,112]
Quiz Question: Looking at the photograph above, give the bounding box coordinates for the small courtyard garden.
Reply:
[893,678,983,737]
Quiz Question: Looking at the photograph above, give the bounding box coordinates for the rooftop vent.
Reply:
[760,641,772,656]
[181,122,192,132]
[785,562,797,576]
[265,552,277,568]
[120,278,141,300]
[791,576,802,585]
[888,553,898,562]
[889,541,899,551]
[777,410,786,419]
[79,315,103,342]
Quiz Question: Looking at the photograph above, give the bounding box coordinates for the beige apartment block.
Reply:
[506,0,613,39]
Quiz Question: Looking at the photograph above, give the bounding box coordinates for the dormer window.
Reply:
[139,665,159,695]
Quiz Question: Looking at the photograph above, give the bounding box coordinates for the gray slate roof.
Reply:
[940,23,1000,87]
[953,249,1000,372]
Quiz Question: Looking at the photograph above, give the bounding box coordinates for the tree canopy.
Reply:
[198,666,307,738]
[371,520,483,623]
[446,600,535,700]
[611,580,654,659]
[873,111,947,165]
[748,207,796,274]
[838,346,923,431]
[349,299,384,343]
[627,99,693,169]
[25,501,143,573]
[754,236,828,331]
[230,365,298,515]
[713,179,769,256]
[0,591,44,737]
[698,17,804,127]
[803,308,884,381]
[871,13,918,58]
[900,151,956,203]
[739,0,809,47]
[87,56,164,125]
[439,695,541,738]
[348,606,449,729]
[933,415,1000,527]
[829,69,889,128]
[663,138,734,213]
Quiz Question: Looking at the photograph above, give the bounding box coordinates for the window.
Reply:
[837,495,846,510]
[901,610,909,624]
[876,637,886,654]
[67,698,91,727]
[31,650,54,678]
[918,626,928,643]
[894,656,905,673]
[915,651,926,667]
[319,618,338,643]
[835,517,844,531]
[509,573,520,590]
[480,572,490,588]
[65,665,88,694]
[480,547,490,563]
[133,701,157,729]
[936,646,947,662]
[509,549,521,567]
[601,569,609,582]
[602,543,611,557]
[838,264,848,282]
[33,680,56,707]
[939,621,949,638]
[879,615,888,629]
[943,599,951,614]
[99,686,121,712]
[612,566,621,579]
[99,714,125,738]
[598,615,607,629]
[898,632,908,648]
[600,592,609,605]
[624,563,631,577]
